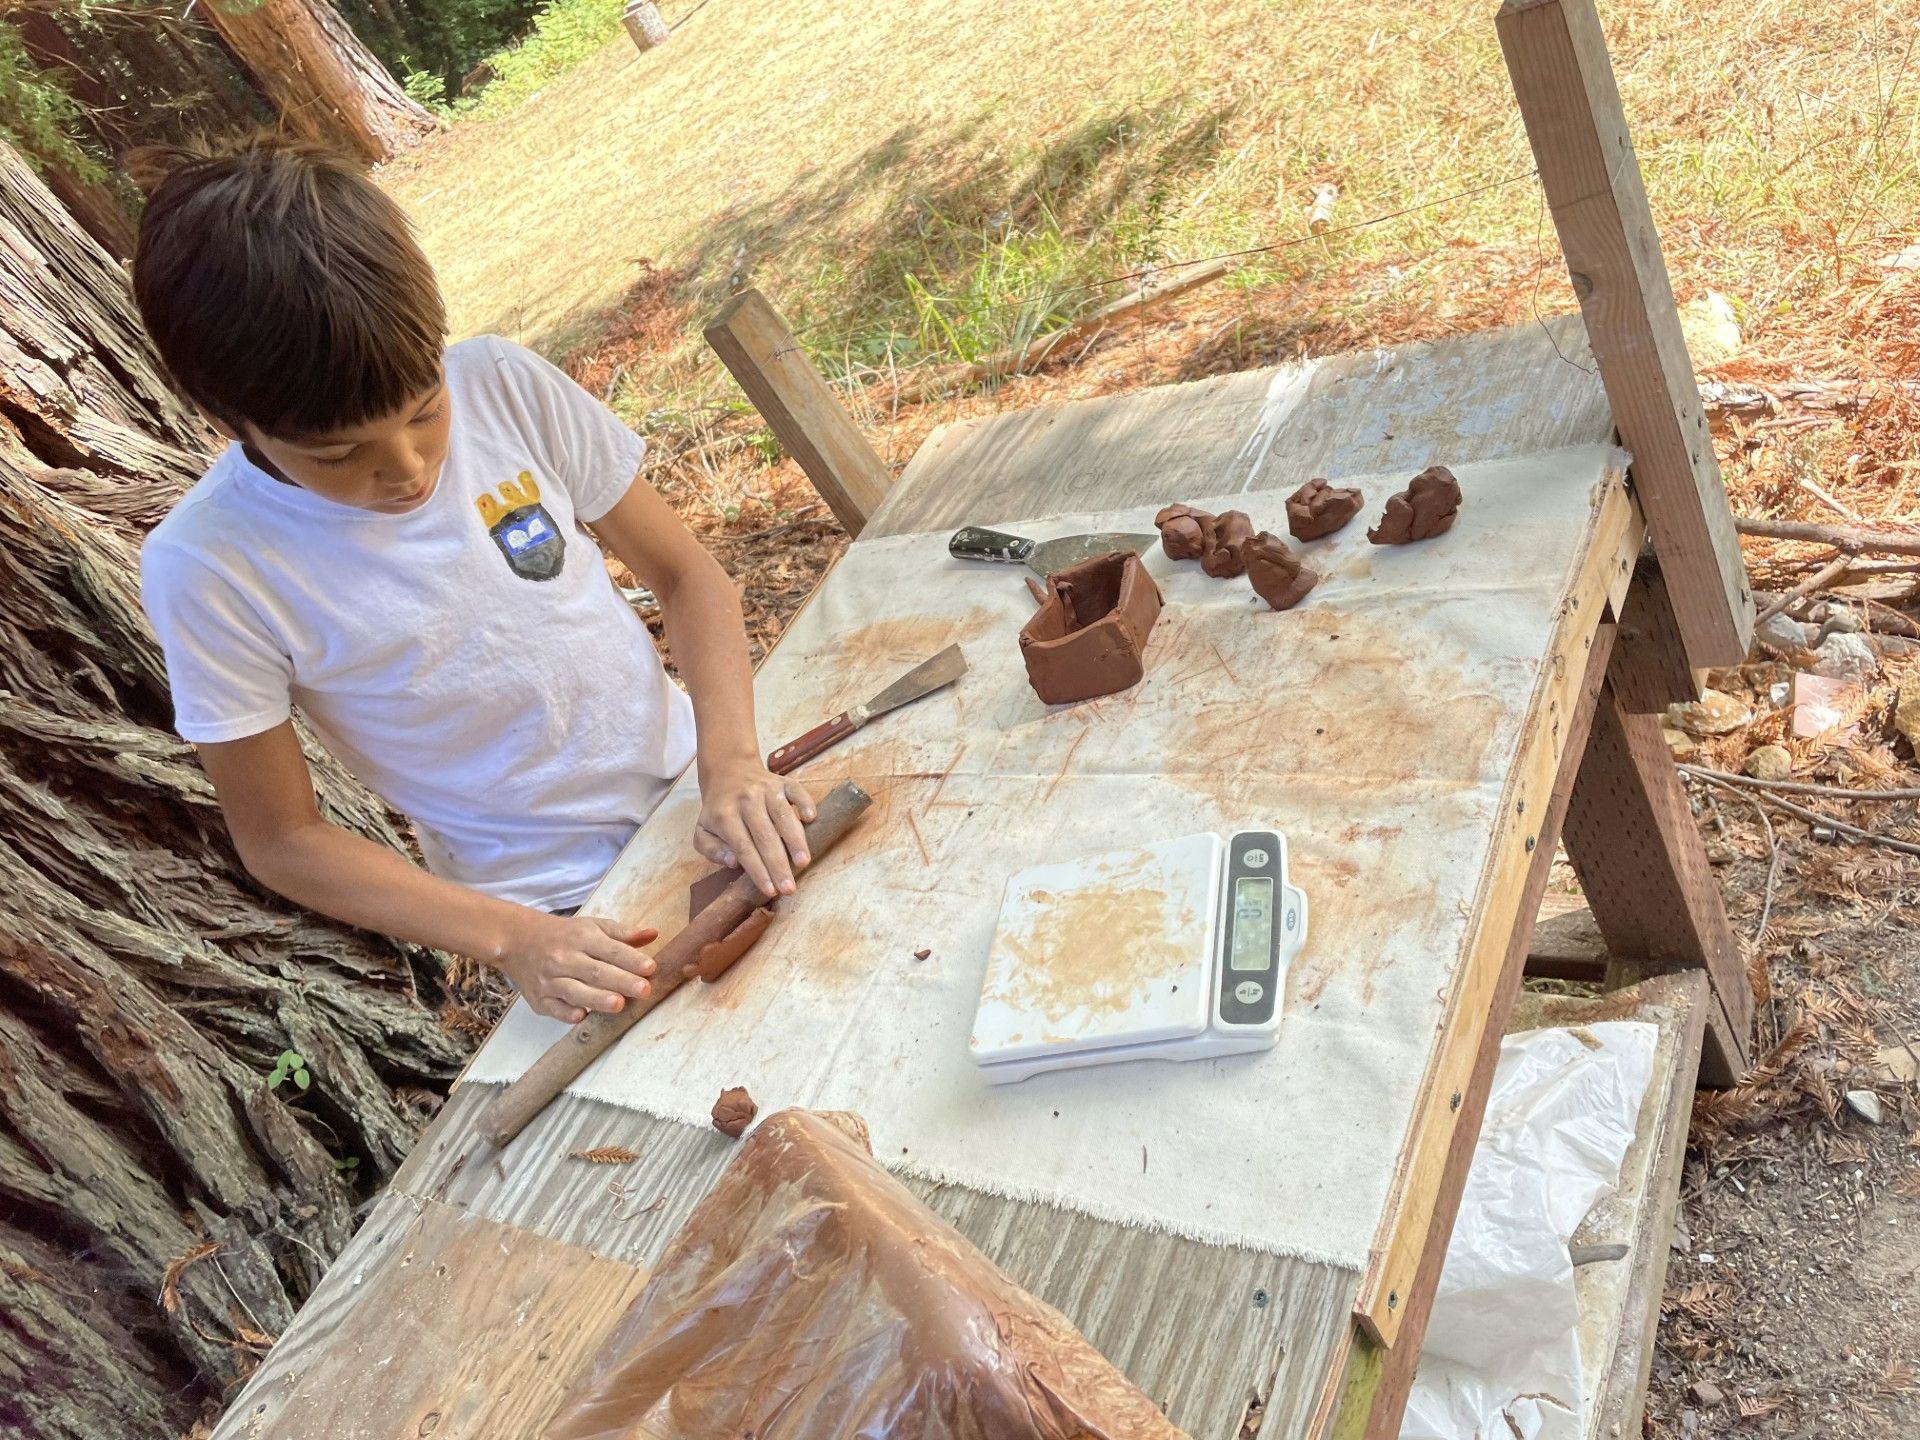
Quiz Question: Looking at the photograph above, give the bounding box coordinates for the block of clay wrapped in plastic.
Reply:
[541,1109,1190,1440]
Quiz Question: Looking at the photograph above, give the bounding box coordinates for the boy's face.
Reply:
[216,377,452,514]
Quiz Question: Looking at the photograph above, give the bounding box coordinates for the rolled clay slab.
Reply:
[1019,550,1163,705]
[1368,465,1461,544]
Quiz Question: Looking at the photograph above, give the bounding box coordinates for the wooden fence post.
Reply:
[1499,0,1753,685]
[704,290,893,537]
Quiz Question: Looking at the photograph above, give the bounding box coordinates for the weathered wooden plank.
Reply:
[1352,463,1640,1355]
[1351,615,1618,1440]
[1525,892,1610,981]
[1498,0,1753,669]
[398,1083,1358,1440]
[866,315,1613,538]
[1560,680,1752,1083]
[1581,972,1708,1440]
[705,288,894,535]
[211,1194,648,1440]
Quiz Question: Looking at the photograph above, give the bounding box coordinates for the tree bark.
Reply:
[200,0,437,163]
[0,139,488,1436]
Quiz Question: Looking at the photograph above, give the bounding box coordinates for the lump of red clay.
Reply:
[1019,550,1163,705]
[1244,532,1318,611]
[1199,510,1255,578]
[1154,503,1215,561]
[711,1086,757,1139]
[1286,478,1366,541]
[1368,465,1462,545]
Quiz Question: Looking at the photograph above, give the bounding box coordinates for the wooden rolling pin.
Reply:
[479,780,872,1148]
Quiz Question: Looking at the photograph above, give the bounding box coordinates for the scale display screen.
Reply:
[1229,876,1275,971]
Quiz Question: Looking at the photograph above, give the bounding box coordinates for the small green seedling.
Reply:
[267,1050,311,1093]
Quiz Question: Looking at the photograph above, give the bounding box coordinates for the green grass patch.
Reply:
[460,0,626,118]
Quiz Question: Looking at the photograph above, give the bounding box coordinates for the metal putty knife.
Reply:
[948,526,1157,576]
[766,643,968,775]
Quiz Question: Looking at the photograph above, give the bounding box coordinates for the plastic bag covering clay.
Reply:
[543,1110,1188,1440]
[1400,1022,1658,1440]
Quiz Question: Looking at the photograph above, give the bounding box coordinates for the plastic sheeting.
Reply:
[544,1109,1188,1440]
[1402,1021,1658,1440]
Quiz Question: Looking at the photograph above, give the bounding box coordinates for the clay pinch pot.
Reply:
[1285,478,1365,542]
[1368,465,1462,545]
[1019,550,1163,706]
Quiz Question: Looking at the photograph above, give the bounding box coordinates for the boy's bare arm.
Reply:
[589,473,816,897]
[196,723,657,1024]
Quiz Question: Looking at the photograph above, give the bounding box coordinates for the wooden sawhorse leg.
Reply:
[1560,676,1755,1085]
[1358,618,1619,1438]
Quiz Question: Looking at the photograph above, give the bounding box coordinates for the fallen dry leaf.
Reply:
[159,1241,222,1314]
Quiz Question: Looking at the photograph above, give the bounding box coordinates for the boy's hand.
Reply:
[498,912,659,1025]
[694,758,817,898]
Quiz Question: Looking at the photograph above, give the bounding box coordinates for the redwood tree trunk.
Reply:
[201,0,436,163]
[0,140,487,1438]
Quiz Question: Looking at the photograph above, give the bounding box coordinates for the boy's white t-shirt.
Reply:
[140,336,698,912]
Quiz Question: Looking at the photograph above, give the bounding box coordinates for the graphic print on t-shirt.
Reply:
[475,471,566,581]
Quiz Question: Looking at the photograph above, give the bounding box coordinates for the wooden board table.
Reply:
[214,311,1749,1440]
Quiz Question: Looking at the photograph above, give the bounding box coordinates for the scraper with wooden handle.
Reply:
[766,644,966,774]
[480,780,873,1149]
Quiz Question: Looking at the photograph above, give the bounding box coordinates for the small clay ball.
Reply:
[1286,478,1366,542]
[1155,503,1215,561]
[1245,532,1319,611]
[710,1086,757,1139]
[1200,510,1256,578]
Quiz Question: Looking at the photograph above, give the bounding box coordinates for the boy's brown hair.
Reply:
[131,135,446,438]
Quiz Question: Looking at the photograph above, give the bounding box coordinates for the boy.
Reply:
[134,137,813,1026]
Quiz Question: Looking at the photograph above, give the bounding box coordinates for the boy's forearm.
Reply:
[245,817,534,962]
[655,561,763,771]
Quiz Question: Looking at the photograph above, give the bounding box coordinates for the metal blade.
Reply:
[1027,532,1158,575]
[860,643,968,720]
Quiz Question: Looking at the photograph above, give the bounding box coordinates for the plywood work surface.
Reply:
[212,1196,648,1440]
[469,443,1633,1277]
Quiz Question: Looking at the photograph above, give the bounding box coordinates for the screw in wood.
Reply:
[1525,835,1537,852]
[1450,1091,1461,1111]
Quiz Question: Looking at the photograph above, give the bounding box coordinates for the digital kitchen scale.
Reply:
[969,830,1307,1085]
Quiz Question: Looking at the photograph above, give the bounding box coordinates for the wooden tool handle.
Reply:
[766,712,856,774]
[478,780,872,1149]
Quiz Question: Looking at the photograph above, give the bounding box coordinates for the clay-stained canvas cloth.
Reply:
[543,1109,1188,1440]
[469,445,1626,1269]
